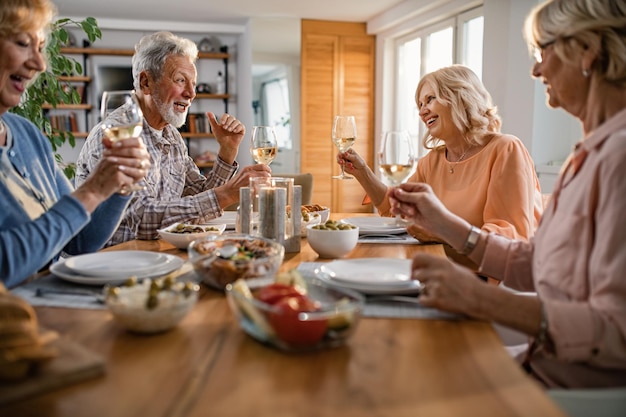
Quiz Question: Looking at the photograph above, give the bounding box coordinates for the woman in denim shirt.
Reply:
[0,0,150,287]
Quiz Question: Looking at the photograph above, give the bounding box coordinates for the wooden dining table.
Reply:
[2,214,566,417]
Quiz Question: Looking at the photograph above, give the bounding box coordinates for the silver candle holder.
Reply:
[238,177,301,253]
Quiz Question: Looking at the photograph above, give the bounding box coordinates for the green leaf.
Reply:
[7,16,101,180]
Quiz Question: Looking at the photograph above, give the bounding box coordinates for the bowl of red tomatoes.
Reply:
[225,271,364,351]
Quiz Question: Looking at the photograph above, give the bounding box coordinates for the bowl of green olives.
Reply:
[306,220,359,259]
[158,223,226,249]
[103,276,199,334]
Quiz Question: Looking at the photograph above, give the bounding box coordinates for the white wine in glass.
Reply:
[332,115,357,179]
[378,130,417,224]
[250,126,278,166]
[100,90,145,191]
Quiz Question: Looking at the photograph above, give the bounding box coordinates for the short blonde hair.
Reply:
[0,0,56,39]
[415,65,501,150]
[524,0,626,86]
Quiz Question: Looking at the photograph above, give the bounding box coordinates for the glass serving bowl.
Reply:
[188,234,284,291]
[225,277,364,352]
[103,278,199,334]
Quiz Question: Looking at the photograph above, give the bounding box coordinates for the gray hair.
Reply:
[524,0,626,86]
[132,31,198,90]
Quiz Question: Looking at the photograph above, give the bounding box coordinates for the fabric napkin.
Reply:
[357,232,421,244]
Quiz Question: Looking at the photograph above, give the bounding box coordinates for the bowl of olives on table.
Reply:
[157,223,226,249]
[104,275,199,334]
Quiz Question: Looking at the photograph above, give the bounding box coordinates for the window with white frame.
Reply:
[260,77,292,150]
[393,7,484,156]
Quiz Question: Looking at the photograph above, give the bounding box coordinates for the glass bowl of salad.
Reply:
[188,234,285,291]
[225,272,364,351]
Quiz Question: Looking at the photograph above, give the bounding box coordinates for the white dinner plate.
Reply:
[63,251,182,279]
[313,258,423,295]
[341,217,407,235]
[203,211,237,230]
[51,254,184,286]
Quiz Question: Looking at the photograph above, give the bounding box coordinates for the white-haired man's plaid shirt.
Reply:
[75,108,237,247]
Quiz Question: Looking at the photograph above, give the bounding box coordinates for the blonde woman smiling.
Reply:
[339,65,542,270]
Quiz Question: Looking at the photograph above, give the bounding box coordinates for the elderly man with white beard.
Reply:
[76,31,270,246]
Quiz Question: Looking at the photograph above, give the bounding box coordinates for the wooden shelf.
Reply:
[58,75,91,82]
[195,161,215,169]
[60,47,230,60]
[181,132,216,139]
[195,93,230,100]
[42,103,92,110]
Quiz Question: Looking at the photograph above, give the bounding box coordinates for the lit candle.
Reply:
[259,186,286,240]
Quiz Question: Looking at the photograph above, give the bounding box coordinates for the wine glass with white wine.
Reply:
[332,115,357,179]
[100,90,145,191]
[378,130,417,224]
[250,126,278,166]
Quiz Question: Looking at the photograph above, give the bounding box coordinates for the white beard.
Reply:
[153,93,188,128]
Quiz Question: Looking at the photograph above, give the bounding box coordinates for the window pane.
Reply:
[397,37,421,138]
[262,78,291,149]
[461,16,484,79]
[424,27,453,73]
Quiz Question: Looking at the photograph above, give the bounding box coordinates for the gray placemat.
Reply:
[297,262,462,320]
[357,232,421,244]
[11,262,199,310]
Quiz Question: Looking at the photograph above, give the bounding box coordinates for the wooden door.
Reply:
[301,20,375,213]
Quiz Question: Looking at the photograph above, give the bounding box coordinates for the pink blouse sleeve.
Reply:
[481,136,542,240]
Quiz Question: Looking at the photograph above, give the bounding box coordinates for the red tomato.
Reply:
[269,295,328,346]
[256,283,304,305]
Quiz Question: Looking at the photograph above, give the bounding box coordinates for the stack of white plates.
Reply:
[204,212,237,230]
[51,250,184,285]
[313,258,423,295]
[341,217,406,235]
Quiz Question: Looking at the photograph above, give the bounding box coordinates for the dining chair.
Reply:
[224,172,314,211]
[548,387,626,417]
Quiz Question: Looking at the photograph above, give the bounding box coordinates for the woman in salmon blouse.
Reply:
[338,65,543,269]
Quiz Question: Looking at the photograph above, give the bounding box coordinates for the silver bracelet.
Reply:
[460,226,481,255]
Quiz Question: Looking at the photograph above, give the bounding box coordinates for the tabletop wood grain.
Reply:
[1,214,566,417]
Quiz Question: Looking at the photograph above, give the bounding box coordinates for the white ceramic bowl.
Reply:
[302,205,330,223]
[104,278,199,334]
[300,211,322,234]
[306,222,359,258]
[157,223,226,249]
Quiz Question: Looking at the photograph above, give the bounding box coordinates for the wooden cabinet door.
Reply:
[301,21,375,213]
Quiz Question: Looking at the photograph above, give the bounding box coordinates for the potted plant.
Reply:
[9,17,101,179]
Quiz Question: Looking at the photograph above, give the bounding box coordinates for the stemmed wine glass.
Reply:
[378,130,417,224]
[332,115,357,179]
[250,125,278,166]
[100,90,145,191]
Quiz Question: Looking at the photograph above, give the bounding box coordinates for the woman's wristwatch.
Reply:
[460,226,481,255]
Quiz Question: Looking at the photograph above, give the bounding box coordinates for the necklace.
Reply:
[447,147,469,174]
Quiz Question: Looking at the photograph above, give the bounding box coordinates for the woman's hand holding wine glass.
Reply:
[378,130,417,224]
[250,125,278,166]
[332,115,357,180]
[100,90,149,193]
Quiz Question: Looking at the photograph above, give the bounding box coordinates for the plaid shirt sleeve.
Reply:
[76,115,238,246]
